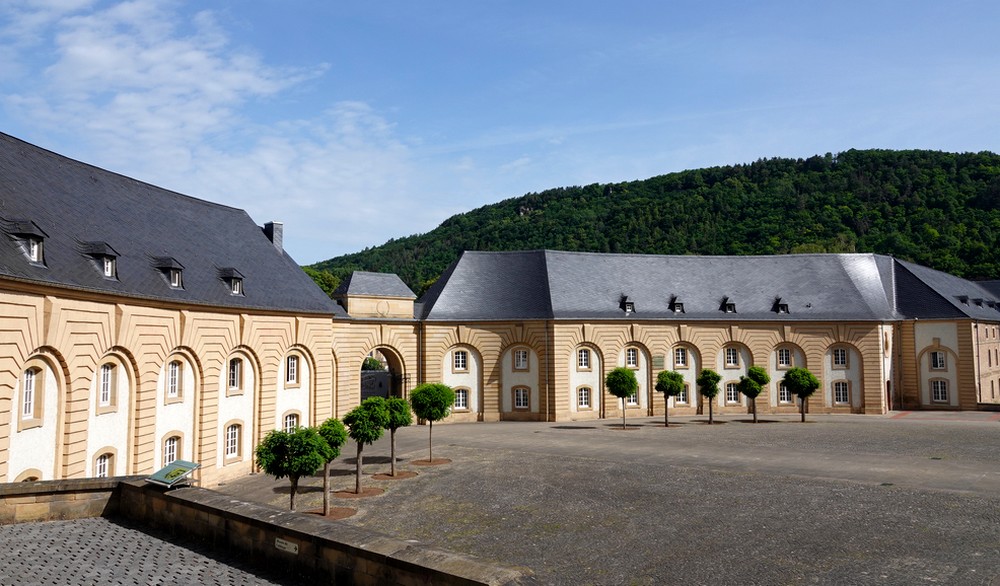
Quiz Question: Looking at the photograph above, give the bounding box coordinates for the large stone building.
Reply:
[2,132,998,486]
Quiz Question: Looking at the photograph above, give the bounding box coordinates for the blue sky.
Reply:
[2,1,999,264]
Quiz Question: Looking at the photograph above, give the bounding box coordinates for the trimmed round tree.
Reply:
[606,367,638,429]
[409,383,455,462]
[384,397,413,476]
[655,370,686,427]
[783,367,820,422]
[343,397,390,494]
[696,368,722,424]
[255,427,332,511]
[738,365,771,423]
[317,417,348,515]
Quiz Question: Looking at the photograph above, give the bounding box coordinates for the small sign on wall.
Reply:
[275,537,299,554]
[652,355,666,370]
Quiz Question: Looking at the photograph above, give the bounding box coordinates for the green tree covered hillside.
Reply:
[308,149,1000,293]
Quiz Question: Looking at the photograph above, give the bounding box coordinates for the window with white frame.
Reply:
[674,347,688,367]
[514,349,529,370]
[27,238,43,263]
[453,350,468,371]
[286,355,298,384]
[777,348,792,368]
[626,390,638,405]
[169,268,183,288]
[677,384,688,404]
[577,387,592,408]
[164,436,179,466]
[725,347,739,367]
[225,424,241,458]
[230,277,243,295]
[832,347,848,368]
[578,348,591,369]
[930,351,947,370]
[228,358,242,391]
[102,256,116,278]
[95,453,111,478]
[626,347,638,368]
[931,379,949,403]
[22,368,36,419]
[725,382,740,403]
[833,381,850,404]
[779,383,792,403]
[283,413,299,433]
[454,388,469,410]
[99,363,113,406]
[167,361,181,399]
[513,387,529,409]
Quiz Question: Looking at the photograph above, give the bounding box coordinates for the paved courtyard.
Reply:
[219,411,1000,585]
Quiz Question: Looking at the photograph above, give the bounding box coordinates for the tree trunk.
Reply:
[708,398,714,424]
[390,428,397,476]
[800,397,807,423]
[621,398,627,430]
[355,443,364,494]
[664,399,669,427]
[322,461,330,516]
[289,475,299,511]
[428,421,433,462]
[753,397,758,423]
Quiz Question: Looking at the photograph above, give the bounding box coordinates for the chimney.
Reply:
[263,221,283,252]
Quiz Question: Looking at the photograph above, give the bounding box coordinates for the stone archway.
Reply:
[361,346,409,400]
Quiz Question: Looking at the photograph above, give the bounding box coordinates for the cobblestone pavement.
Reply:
[219,412,1000,586]
[0,516,296,585]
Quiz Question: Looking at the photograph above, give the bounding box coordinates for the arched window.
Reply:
[95,453,113,478]
[99,363,114,407]
[513,387,530,410]
[22,368,38,419]
[283,413,299,433]
[164,436,180,466]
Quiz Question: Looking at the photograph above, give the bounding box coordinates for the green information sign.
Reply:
[146,460,200,488]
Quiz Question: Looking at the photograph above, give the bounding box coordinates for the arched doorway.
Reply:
[360,346,409,400]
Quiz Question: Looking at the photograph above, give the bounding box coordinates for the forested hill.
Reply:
[307,149,1000,294]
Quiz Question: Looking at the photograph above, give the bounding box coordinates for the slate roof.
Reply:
[0,132,342,316]
[419,250,1000,322]
[333,271,415,299]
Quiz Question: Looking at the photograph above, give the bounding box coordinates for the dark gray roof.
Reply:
[0,132,342,316]
[333,271,415,299]
[420,250,1000,322]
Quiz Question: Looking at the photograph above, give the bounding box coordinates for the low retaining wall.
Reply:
[0,478,531,585]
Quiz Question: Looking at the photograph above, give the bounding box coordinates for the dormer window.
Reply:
[669,296,684,313]
[5,219,48,266]
[153,257,184,289]
[721,297,736,313]
[625,301,634,313]
[81,242,118,280]
[619,296,634,315]
[218,268,245,296]
[773,298,790,314]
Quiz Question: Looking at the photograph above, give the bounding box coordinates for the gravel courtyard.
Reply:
[220,412,1000,585]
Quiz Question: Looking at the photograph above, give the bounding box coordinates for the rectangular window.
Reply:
[930,351,946,370]
[454,388,469,410]
[225,425,240,457]
[96,454,110,478]
[931,380,948,403]
[577,387,591,408]
[578,349,590,369]
[726,382,740,403]
[167,361,180,398]
[833,348,848,368]
[725,347,739,367]
[453,350,468,371]
[626,348,638,368]
[286,355,298,384]
[514,349,529,370]
[169,269,183,288]
[777,348,792,368]
[779,383,792,403]
[28,239,42,263]
[626,391,638,405]
[22,369,36,418]
[228,358,242,390]
[674,348,687,368]
[834,381,850,404]
[514,387,529,409]
[103,257,115,278]
[99,364,113,406]
[231,278,243,295]
[677,385,688,404]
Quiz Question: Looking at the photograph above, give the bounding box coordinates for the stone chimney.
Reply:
[263,221,283,252]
